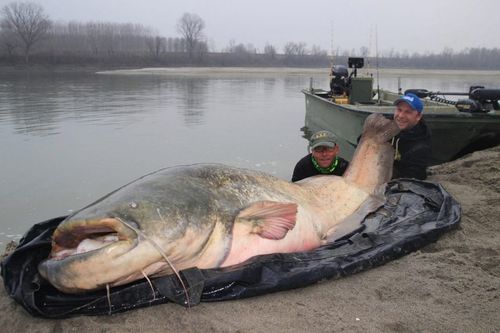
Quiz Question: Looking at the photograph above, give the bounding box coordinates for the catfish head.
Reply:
[38,167,235,293]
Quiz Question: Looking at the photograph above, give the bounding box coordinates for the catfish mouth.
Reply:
[49,217,139,261]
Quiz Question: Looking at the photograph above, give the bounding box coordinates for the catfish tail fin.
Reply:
[344,114,400,193]
[360,113,400,144]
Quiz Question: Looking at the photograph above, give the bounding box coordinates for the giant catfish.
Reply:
[38,113,399,293]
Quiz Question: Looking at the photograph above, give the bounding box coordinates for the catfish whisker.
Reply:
[157,208,167,224]
[115,216,191,307]
[141,269,156,301]
[106,283,112,315]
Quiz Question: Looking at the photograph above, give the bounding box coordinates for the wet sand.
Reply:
[1,146,499,332]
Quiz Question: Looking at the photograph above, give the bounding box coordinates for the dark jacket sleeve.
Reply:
[393,142,431,180]
[337,158,349,176]
[292,156,309,182]
[291,164,303,182]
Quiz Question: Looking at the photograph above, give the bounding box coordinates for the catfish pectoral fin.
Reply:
[235,201,298,240]
[325,191,387,242]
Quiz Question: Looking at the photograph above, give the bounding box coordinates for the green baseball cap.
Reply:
[309,130,337,149]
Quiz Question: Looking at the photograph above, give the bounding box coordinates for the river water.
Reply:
[1,68,499,245]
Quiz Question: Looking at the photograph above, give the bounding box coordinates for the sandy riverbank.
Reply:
[96,66,331,77]
[96,66,500,78]
[3,64,500,79]
[1,146,499,332]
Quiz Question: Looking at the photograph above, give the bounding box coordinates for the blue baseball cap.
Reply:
[394,93,424,113]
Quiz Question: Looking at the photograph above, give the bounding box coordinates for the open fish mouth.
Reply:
[48,217,139,261]
[37,217,146,293]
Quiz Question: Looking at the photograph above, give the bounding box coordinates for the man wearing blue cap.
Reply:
[392,93,432,180]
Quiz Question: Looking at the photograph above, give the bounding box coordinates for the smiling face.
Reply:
[312,145,339,168]
[394,102,423,130]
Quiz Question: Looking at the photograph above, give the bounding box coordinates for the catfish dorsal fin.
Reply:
[236,201,297,240]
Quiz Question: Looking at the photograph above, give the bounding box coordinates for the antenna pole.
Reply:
[375,25,380,104]
[330,21,335,67]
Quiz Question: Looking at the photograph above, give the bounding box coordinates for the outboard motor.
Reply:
[330,65,349,95]
[455,99,483,112]
[456,86,500,112]
[405,86,500,113]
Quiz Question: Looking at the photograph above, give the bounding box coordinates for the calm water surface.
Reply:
[1,69,498,245]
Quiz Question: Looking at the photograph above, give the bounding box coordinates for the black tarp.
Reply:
[1,179,461,318]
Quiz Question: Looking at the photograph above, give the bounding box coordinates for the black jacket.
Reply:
[292,154,349,182]
[392,119,432,180]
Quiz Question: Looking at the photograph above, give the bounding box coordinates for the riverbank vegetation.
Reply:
[1,2,499,70]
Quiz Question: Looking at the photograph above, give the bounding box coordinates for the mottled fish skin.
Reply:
[38,114,399,293]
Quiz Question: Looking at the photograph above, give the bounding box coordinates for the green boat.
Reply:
[302,58,500,165]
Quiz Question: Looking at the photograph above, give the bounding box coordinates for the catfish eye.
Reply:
[129,202,138,209]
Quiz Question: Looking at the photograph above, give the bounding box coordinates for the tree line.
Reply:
[1,1,500,70]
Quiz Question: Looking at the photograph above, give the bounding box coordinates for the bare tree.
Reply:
[0,24,18,56]
[176,12,205,60]
[264,43,276,58]
[146,35,166,57]
[226,39,251,54]
[283,42,295,55]
[310,44,327,56]
[359,46,369,57]
[283,41,307,56]
[1,2,51,63]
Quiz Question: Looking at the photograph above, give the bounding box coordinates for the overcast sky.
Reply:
[3,0,499,54]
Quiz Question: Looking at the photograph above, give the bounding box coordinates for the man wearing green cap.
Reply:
[392,93,432,180]
[292,130,349,182]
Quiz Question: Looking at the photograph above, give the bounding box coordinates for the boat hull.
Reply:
[303,89,500,165]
